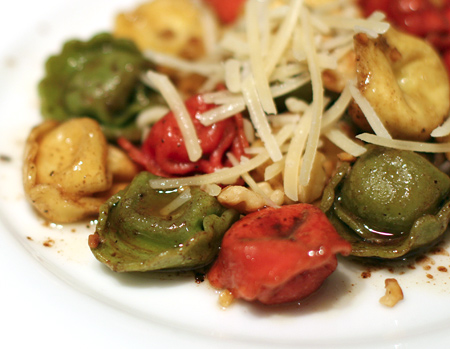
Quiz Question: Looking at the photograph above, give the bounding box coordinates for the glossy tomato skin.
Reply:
[119,94,248,177]
[202,0,246,24]
[207,204,352,305]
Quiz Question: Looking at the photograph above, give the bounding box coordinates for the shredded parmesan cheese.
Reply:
[200,183,222,196]
[298,8,324,187]
[318,14,390,35]
[140,0,419,206]
[224,59,242,93]
[431,114,450,138]
[245,0,277,115]
[349,83,392,139]
[264,160,285,181]
[321,83,352,129]
[143,50,222,76]
[264,0,304,77]
[198,101,246,126]
[146,70,202,162]
[356,133,450,153]
[284,109,313,200]
[242,74,283,162]
[325,127,367,157]
[136,105,170,129]
[159,187,192,216]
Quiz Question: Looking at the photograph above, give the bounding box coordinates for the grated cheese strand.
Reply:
[242,75,283,162]
[197,1,218,57]
[321,83,352,129]
[264,159,285,181]
[270,63,306,82]
[325,127,367,157]
[349,83,392,139]
[284,109,313,201]
[198,101,246,126]
[219,31,249,57]
[136,105,170,129]
[159,187,192,216]
[146,71,202,162]
[245,0,277,115]
[227,153,279,208]
[143,50,222,76]
[265,0,304,77]
[431,114,450,138]
[298,8,325,187]
[319,15,390,35]
[224,59,242,93]
[201,90,242,104]
[286,97,309,113]
[200,183,222,197]
[357,133,450,153]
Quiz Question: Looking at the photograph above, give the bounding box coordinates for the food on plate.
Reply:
[89,171,239,272]
[321,145,450,258]
[114,0,213,97]
[23,118,138,223]
[349,27,450,141]
[359,0,450,72]
[203,0,246,24]
[207,204,352,305]
[38,33,158,142]
[118,94,249,177]
[115,0,206,59]
[24,0,450,307]
[217,184,284,214]
[379,278,404,307]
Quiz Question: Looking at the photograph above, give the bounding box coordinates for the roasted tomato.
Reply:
[118,94,248,177]
[202,0,246,24]
[207,204,352,305]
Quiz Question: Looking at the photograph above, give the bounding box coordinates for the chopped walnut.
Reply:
[217,185,267,214]
[218,289,234,308]
[379,278,404,307]
[257,182,285,206]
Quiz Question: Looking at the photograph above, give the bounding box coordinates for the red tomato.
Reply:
[203,0,246,24]
[359,0,390,17]
[119,95,248,177]
[207,204,352,305]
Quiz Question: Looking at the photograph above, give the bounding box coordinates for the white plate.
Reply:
[2,1,450,348]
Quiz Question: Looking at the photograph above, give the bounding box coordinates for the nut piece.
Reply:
[217,185,266,214]
[379,278,404,307]
[218,289,234,308]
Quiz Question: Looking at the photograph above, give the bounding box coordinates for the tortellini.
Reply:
[350,27,450,141]
[321,145,450,259]
[89,171,240,272]
[23,118,138,223]
[114,0,206,60]
[38,33,157,141]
